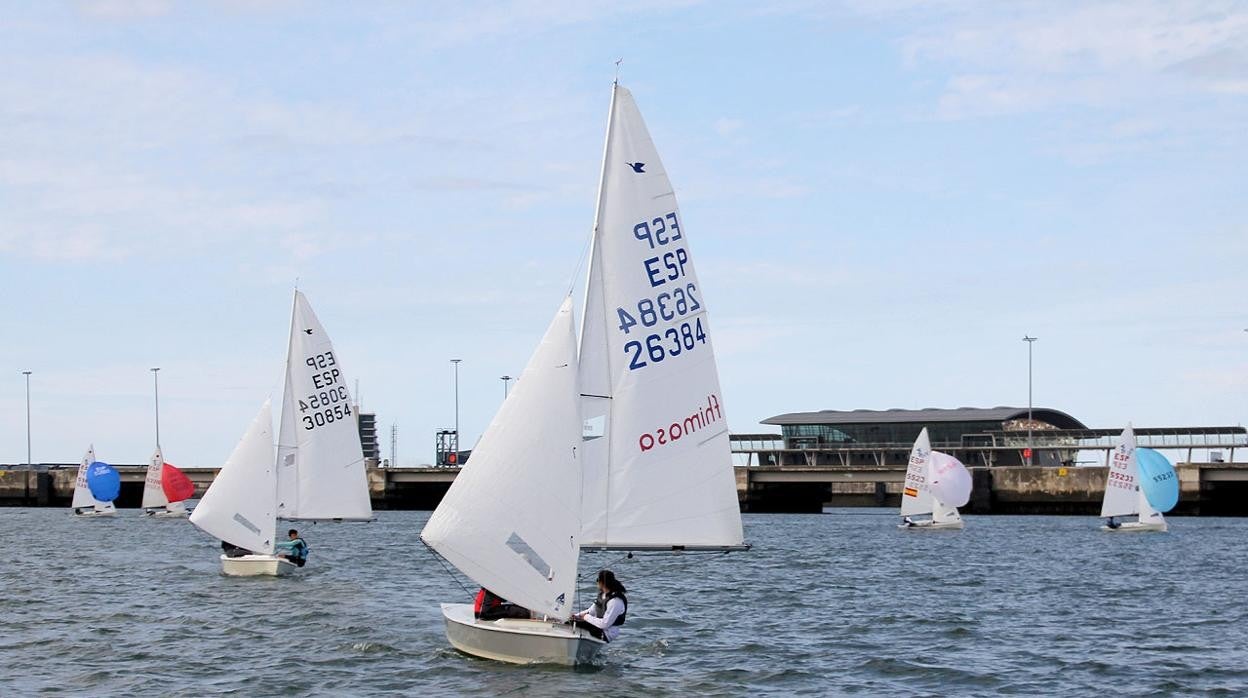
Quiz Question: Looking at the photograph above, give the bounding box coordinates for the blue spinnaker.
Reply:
[86,461,121,502]
[1137,448,1178,513]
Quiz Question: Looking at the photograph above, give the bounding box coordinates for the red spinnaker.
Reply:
[161,462,196,503]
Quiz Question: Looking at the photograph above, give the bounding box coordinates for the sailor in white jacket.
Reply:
[572,569,628,642]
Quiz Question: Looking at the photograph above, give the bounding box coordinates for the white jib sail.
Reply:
[1138,487,1163,523]
[190,402,277,554]
[141,447,169,510]
[421,298,583,619]
[276,291,372,521]
[71,445,99,509]
[1101,425,1139,518]
[932,498,963,524]
[577,83,744,549]
[190,400,277,554]
[901,428,934,517]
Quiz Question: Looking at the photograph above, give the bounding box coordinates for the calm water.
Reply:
[2,508,1245,696]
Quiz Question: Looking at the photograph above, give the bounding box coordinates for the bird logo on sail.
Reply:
[304,328,314,335]
[627,162,645,173]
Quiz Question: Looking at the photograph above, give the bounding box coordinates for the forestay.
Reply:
[190,400,277,554]
[901,428,934,516]
[1101,425,1139,518]
[421,299,583,619]
[276,291,372,521]
[578,84,744,550]
[142,447,169,509]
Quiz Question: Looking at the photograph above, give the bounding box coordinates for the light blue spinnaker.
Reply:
[1136,448,1178,513]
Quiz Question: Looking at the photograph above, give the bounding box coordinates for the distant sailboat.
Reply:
[140,447,195,518]
[899,428,971,530]
[190,290,372,576]
[422,81,746,666]
[1101,425,1175,532]
[71,446,116,517]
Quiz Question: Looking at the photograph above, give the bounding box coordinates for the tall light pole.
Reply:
[450,359,462,458]
[151,367,161,449]
[22,371,32,503]
[500,375,513,400]
[1023,336,1037,466]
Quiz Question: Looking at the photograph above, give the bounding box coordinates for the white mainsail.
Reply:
[71,446,98,510]
[577,83,744,550]
[422,299,583,618]
[901,428,934,517]
[141,447,169,510]
[190,400,277,554]
[275,291,372,522]
[1100,425,1139,518]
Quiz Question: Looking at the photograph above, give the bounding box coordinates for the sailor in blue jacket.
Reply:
[276,529,309,567]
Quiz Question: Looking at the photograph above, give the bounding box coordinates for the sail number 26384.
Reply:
[623,319,707,371]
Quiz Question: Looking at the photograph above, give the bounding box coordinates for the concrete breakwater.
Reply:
[2,462,1246,514]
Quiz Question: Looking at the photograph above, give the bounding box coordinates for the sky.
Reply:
[1,0,1245,467]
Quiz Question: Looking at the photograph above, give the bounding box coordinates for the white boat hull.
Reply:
[441,603,605,666]
[73,509,116,518]
[899,520,964,530]
[143,509,189,519]
[220,554,297,577]
[1102,521,1167,533]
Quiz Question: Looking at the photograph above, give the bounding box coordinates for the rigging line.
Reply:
[420,540,475,598]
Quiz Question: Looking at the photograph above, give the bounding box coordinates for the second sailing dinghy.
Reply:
[899,428,971,530]
[422,81,746,666]
[71,445,116,517]
[1101,425,1177,532]
[140,447,196,518]
[190,291,372,575]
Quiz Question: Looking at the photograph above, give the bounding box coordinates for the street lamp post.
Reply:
[450,359,462,459]
[500,375,512,400]
[151,367,161,449]
[22,370,32,503]
[1023,336,1037,466]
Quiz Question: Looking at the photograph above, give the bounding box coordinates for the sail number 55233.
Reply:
[623,319,707,370]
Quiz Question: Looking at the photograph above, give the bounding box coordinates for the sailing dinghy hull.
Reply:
[441,603,604,666]
[220,554,297,577]
[1102,521,1167,533]
[72,509,116,518]
[898,520,964,531]
[143,509,189,519]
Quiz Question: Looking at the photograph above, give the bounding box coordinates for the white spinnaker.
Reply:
[901,428,934,517]
[577,84,743,549]
[71,446,98,509]
[1101,425,1139,518]
[142,447,169,509]
[276,291,372,521]
[422,299,583,619]
[190,400,276,554]
[929,451,972,508]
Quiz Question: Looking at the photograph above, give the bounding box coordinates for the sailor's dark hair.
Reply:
[597,569,626,594]
[288,529,298,536]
